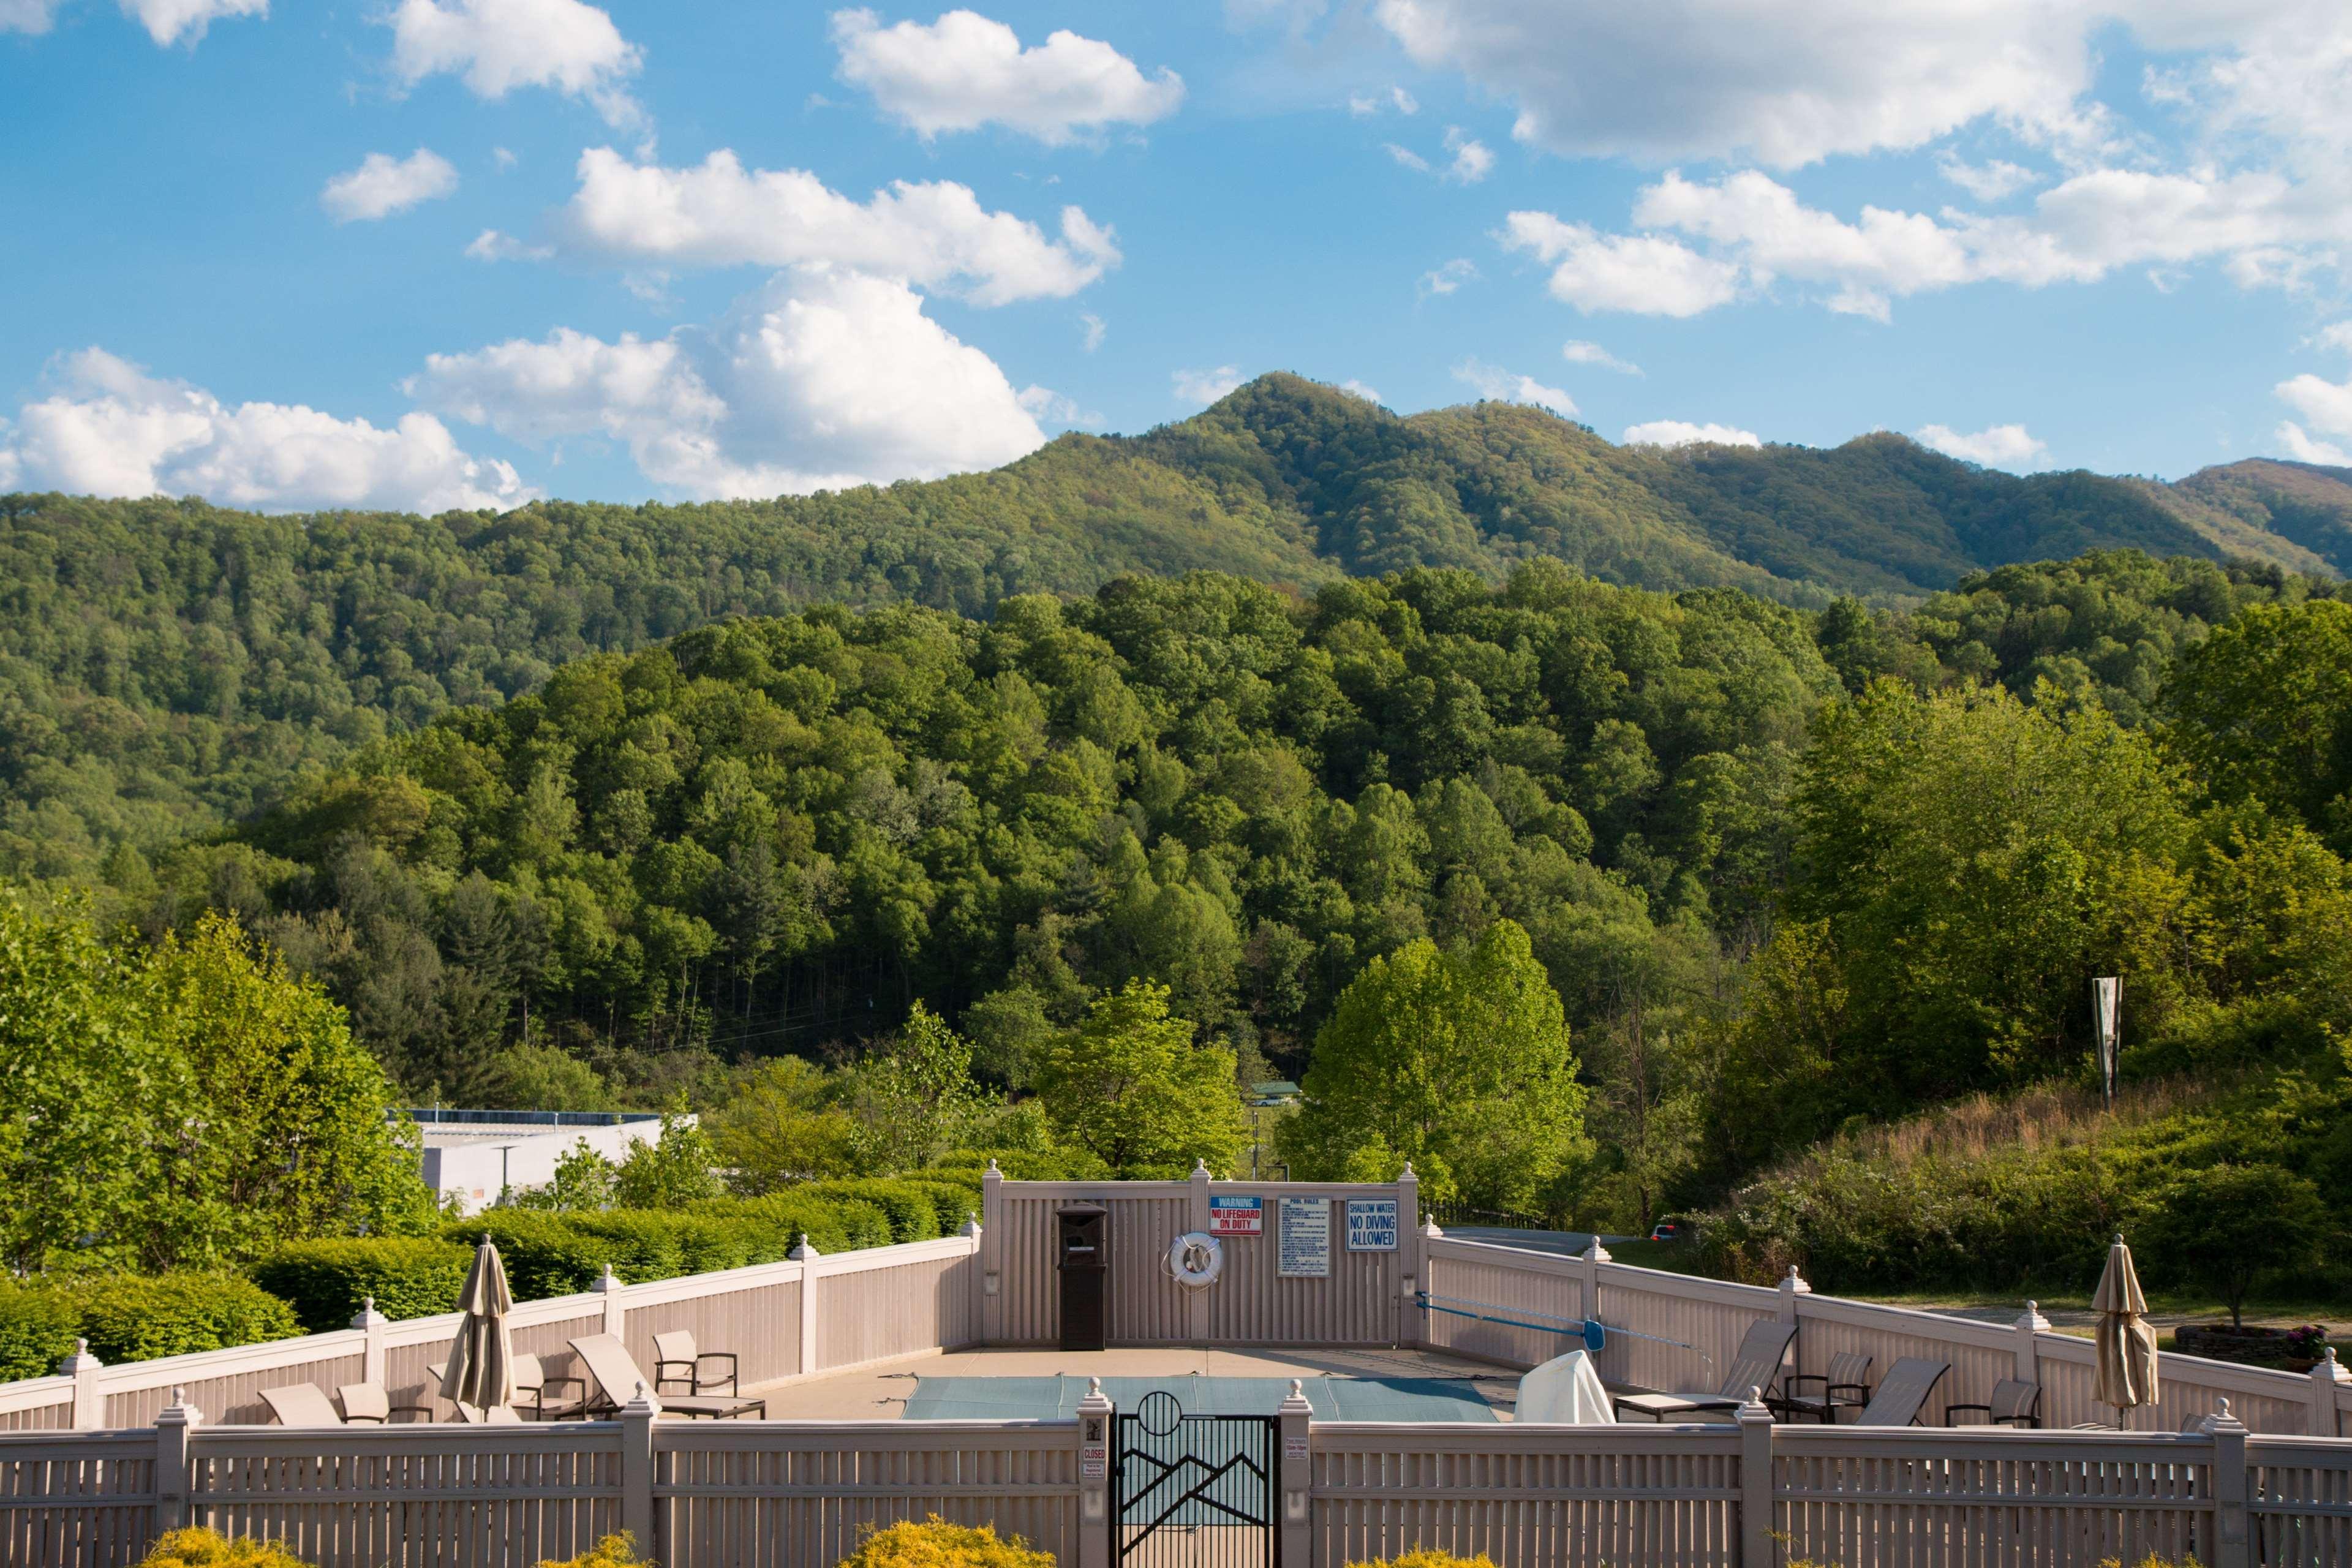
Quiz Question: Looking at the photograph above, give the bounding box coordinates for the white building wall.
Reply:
[421,1120,671,1213]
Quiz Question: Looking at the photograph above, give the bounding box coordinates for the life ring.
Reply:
[1167,1231,1223,1290]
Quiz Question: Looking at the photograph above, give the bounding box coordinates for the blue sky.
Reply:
[4,0,2351,511]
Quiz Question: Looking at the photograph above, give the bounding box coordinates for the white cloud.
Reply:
[1506,162,2352,321]
[1017,385,1102,428]
[2277,370,2352,443]
[1623,419,1762,448]
[2309,321,2352,353]
[1419,257,1479,296]
[409,266,1047,498]
[1916,421,2049,468]
[388,0,644,130]
[554,147,1118,305]
[1172,366,1245,406]
[1561,339,1641,375]
[1442,126,1493,183]
[1501,212,1744,317]
[831,9,1183,144]
[1452,358,1575,416]
[1080,312,1106,352]
[1937,154,2039,203]
[467,228,552,262]
[1349,85,1417,116]
[1340,379,1384,404]
[322,149,458,223]
[0,0,62,34]
[1371,0,2291,169]
[3,348,530,512]
[121,0,265,45]
[2275,421,2350,464]
[1384,143,1430,173]
[493,146,518,170]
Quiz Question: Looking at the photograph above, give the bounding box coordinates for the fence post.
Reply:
[2309,1348,2349,1438]
[2209,1399,2251,1568]
[620,1383,658,1557]
[1280,1378,1314,1568]
[1188,1159,1213,1344]
[598,1264,626,1337]
[154,1388,200,1536]
[60,1338,102,1429]
[1738,1390,1776,1568]
[352,1296,390,1387]
[1396,1163,1421,1349]
[791,1234,821,1374]
[2013,1300,2050,1384]
[1580,1238,1610,1326]
[1777,1265,1811,1325]
[960,1213,984,1349]
[981,1159,1004,1346]
[1076,1377,1115,1568]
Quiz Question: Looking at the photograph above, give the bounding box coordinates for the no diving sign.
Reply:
[1346,1198,1398,1252]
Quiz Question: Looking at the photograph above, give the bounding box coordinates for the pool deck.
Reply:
[748,1344,1531,1421]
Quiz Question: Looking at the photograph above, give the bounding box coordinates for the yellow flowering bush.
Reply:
[537,1535,653,1567]
[136,1529,314,1568]
[840,1516,1057,1568]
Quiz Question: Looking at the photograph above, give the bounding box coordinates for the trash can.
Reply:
[1057,1203,1109,1351]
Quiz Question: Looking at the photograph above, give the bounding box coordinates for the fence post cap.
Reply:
[1420,1217,1444,1238]
[959,1211,982,1238]
[2016,1300,2051,1332]
[1581,1238,1611,1264]
[58,1338,99,1374]
[984,1157,1001,1177]
[351,1296,390,1330]
[1076,1377,1113,1415]
[1398,1161,1415,1180]
[624,1381,662,1419]
[1736,1387,1773,1421]
[157,1389,203,1428]
[1781,1265,1812,1295]
[597,1263,623,1291]
[790,1232,820,1261]
[1281,1379,1314,1416]
[2316,1346,2351,1385]
[2209,1397,2248,1434]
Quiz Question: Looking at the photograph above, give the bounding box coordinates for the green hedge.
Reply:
[796,1180,949,1244]
[897,1176,984,1235]
[0,1280,82,1382]
[934,1147,1110,1182]
[450,1200,891,1298]
[249,1239,475,1334]
[705,1192,893,1255]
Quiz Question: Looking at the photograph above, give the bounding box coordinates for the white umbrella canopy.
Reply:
[440,1236,517,1414]
[2092,1232,2159,1422]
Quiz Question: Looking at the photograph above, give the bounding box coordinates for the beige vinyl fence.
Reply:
[8,1393,2350,1568]
[0,1234,981,1434]
[978,1167,1422,1348]
[1419,1234,2352,1437]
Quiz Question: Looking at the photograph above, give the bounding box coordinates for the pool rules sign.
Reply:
[1278,1197,1330,1276]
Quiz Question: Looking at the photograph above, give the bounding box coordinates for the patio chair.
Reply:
[568,1332,766,1420]
[653,1330,739,1397]
[514,1352,594,1421]
[260,1384,347,1427]
[1947,1378,2043,1429]
[1769,1352,1874,1424]
[1611,1319,1799,1422]
[1853,1357,1951,1426]
[335,1381,432,1424]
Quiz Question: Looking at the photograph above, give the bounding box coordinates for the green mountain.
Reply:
[5,371,2349,876]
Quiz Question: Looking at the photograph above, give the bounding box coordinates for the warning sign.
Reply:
[1210,1194,1264,1235]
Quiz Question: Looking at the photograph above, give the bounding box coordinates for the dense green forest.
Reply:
[10,375,2351,887]
[9,380,2352,1301]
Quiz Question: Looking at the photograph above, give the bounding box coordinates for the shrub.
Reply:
[74,1274,302,1364]
[535,1534,650,1568]
[933,1147,1110,1182]
[0,1278,81,1382]
[895,1177,984,1236]
[707,1193,894,1255]
[450,1213,611,1300]
[1345,1553,1496,1568]
[840,1517,1055,1568]
[249,1238,474,1333]
[136,1528,314,1567]
[799,1180,946,1244]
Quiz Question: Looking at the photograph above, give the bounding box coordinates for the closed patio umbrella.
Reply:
[2092,1232,2158,1425]
[440,1235,516,1415]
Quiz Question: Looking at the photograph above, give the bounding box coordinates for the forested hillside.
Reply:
[10,374,2352,885]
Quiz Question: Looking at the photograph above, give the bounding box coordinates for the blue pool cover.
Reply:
[901,1374,1498,1423]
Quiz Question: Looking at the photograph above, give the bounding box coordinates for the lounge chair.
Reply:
[1853,1357,1951,1426]
[1770,1352,1873,1425]
[1611,1319,1799,1422]
[653,1330,739,1397]
[1947,1378,2042,1428]
[515,1352,594,1421]
[336,1381,432,1424]
[260,1384,346,1426]
[568,1332,766,1420]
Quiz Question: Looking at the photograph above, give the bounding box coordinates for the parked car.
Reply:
[1648,1219,1688,1244]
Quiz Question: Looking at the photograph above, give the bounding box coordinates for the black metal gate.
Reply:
[1112,1392,1278,1568]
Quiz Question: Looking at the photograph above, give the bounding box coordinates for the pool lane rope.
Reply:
[1414,1291,1714,1371]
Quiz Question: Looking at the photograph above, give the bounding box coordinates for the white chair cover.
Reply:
[1516,1349,1616,1424]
